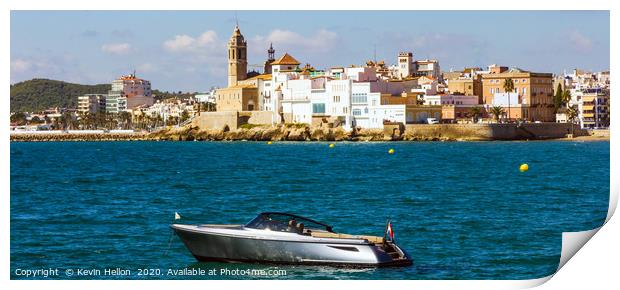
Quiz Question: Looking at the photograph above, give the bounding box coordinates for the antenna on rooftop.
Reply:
[234,12,239,27]
[373,44,377,63]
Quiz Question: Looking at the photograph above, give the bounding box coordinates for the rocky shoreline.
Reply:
[10,125,472,142]
[10,125,608,142]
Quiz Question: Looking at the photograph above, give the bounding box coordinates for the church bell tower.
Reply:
[227,25,247,87]
[264,43,275,74]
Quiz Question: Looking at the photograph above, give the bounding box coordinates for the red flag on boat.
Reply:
[386,221,394,241]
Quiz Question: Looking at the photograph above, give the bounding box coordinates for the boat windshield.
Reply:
[245,212,333,233]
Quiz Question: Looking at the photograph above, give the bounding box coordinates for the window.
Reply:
[312,103,326,114]
[364,107,368,114]
[352,93,368,104]
[495,88,500,93]
[353,109,362,116]
[523,87,527,95]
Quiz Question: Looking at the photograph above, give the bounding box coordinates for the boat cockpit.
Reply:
[245,212,334,235]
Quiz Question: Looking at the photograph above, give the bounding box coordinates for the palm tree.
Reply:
[180,110,190,123]
[61,112,75,130]
[503,78,515,93]
[561,90,572,108]
[503,78,515,121]
[470,106,482,123]
[489,106,505,123]
[118,111,132,130]
[566,105,578,135]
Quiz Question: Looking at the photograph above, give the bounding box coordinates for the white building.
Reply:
[105,92,127,114]
[77,94,106,114]
[397,52,415,79]
[231,48,435,130]
[195,91,216,104]
[415,59,441,81]
[144,99,196,123]
[423,94,479,106]
[108,72,154,111]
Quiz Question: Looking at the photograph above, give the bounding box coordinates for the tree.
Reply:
[470,106,482,123]
[554,83,564,112]
[60,111,75,130]
[180,110,190,123]
[503,78,515,121]
[566,105,578,135]
[562,90,572,107]
[503,78,515,93]
[30,116,43,124]
[10,112,28,125]
[118,111,132,130]
[489,106,505,123]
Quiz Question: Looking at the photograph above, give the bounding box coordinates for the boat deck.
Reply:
[310,231,384,244]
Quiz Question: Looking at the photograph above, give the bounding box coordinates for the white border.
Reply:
[2,1,617,289]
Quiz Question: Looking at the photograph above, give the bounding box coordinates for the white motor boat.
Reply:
[171,212,412,267]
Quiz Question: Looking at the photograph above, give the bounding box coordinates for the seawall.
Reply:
[402,123,589,141]
[10,123,597,142]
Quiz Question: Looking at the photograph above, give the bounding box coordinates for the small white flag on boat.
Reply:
[174,212,181,220]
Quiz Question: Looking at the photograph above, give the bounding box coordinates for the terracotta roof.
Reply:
[311,75,333,80]
[246,73,272,81]
[271,53,300,65]
[221,84,257,89]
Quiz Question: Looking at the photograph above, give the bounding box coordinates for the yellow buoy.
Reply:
[388,148,395,154]
[519,163,529,172]
[329,143,335,148]
[267,141,273,145]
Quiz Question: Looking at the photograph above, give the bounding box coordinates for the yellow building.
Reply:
[215,84,258,112]
[216,26,259,112]
[227,26,247,87]
[447,76,482,101]
[581,92,610,128]
[380,94,441,123]
[405,105,442,123]
[481,68,555,122]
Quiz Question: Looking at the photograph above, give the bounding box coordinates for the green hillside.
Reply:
[10,78,199,113]
[10,79,111,113]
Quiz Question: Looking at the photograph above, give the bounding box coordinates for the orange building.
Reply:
[481,68,555,122]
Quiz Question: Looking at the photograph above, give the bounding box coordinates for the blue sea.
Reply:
[10,141,609,280]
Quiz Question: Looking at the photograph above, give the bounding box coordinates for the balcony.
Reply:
[281,96,310,103]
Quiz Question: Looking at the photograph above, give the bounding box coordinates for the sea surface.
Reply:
[10,141,609,280]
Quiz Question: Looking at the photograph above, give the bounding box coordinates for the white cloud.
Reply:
[10,57,68,83]
[136,63,154,72]
[101,43,132,55]
[569,31,593,52]
[253,29,338,53]
[163,30,220,52]
[11,58,33,73]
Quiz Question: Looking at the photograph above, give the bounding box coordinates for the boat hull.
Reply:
[171,225,412,267]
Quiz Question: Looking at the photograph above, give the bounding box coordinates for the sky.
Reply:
[10,11,610,92]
